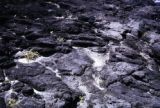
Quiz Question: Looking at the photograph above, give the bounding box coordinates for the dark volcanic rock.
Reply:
[0,69,5,82]
[0,97,6,108]
[142,31,160,43]
[31,47,57,56]
[5,63,45,80]
[51,20,82,34]
[107,82,160,108]
[115,46,140,59]
[1,0,160,108]
[0,83,11,92]
[100,62,141,86]
[25,32,44,40]
[71,40,102,47]
[22,85,34,96]
[132,71,146,79]
[109,45,145,65]
[57,49,93,76]
[151,42,160,59]
[0,57,16,69]
[16,97,45,108]
[12,82,24,92]
[5,62,81,107]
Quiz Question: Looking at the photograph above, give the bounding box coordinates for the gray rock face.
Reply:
[5,62,80,108]
[151,42,160,59]
[57,49,93,76]
[0,0,160,108]
[16,97,45,108]
[142,31,160,44]
[100,62,141,86]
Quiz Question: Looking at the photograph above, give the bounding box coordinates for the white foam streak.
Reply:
[83,48,107,71]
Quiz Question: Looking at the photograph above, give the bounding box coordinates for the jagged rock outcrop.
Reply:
[0,0,160,108]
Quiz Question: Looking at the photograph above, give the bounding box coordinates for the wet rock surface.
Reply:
[0,0,160,108]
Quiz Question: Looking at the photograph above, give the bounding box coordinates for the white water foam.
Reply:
[16,56,45,64]
[92,74,104,90]
[78,82,92,108]
[38,61,61,78]
[83,48,107,71]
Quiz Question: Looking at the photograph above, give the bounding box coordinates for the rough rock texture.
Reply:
[0,0,160,108]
